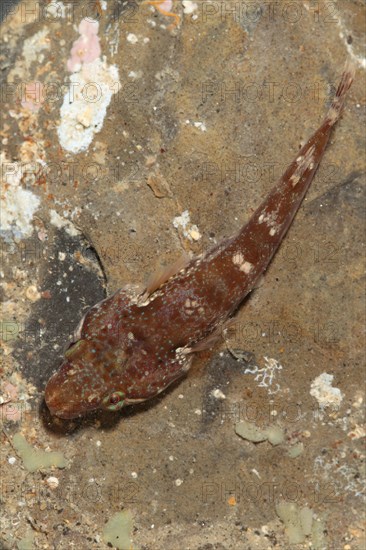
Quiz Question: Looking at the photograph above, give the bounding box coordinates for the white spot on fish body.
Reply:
[240,261,253,274]
[290,145,316,187]
[232,252,244,265]
[290,174,300,187]
[185,298,198,308]
[232,252,253,274]
[232,252,253,273]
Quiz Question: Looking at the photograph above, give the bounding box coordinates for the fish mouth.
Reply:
[45,392,94,419]
[44,373,92,419]
[47,404,82,420]
[45,384,81,419]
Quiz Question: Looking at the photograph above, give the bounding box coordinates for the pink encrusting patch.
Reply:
[21,82,45,112]
[67,19,101,72]
[58,17,120,153]
[158,0,173,10]
[1,382,21,421]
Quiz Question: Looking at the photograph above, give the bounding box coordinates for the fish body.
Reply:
[45,63,354,419]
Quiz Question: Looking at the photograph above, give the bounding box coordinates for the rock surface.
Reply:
[1,1,365,549]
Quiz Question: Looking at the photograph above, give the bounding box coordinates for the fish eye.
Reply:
[102,391,125,411]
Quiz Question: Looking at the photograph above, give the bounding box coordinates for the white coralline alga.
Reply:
[173,210,201,241]
[310,372,343,409]
[57,19,120,154]
[0,154,40,241]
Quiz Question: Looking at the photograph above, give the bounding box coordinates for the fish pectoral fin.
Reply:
[186,322,229,354]
[143,253,191,296]
[127,353,193,402]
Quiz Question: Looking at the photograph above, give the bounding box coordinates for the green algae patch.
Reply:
[275,501,316,544]
[275,501,328,547]
[235,420,267,443]
[235,420,285,446]
[311,517,327,549]
[13,433,67,472]
[17,532,35,549]
[287,442,304,458]
[102,510,133,550]
[265,425,285,446]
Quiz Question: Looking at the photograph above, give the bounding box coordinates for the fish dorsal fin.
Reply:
[144,253,191,296]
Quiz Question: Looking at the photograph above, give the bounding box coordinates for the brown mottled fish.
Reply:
[45,63,355,419]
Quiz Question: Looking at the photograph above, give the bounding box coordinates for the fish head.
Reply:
[45,337,129,419]
[45,286,191,419]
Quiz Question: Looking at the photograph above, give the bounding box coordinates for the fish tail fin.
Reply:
[325,59,356,125]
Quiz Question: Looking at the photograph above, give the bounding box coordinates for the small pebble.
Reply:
[211,388,226,400]
[25,285,41,302]
[46,476,59,489]
[127,33,138,44]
